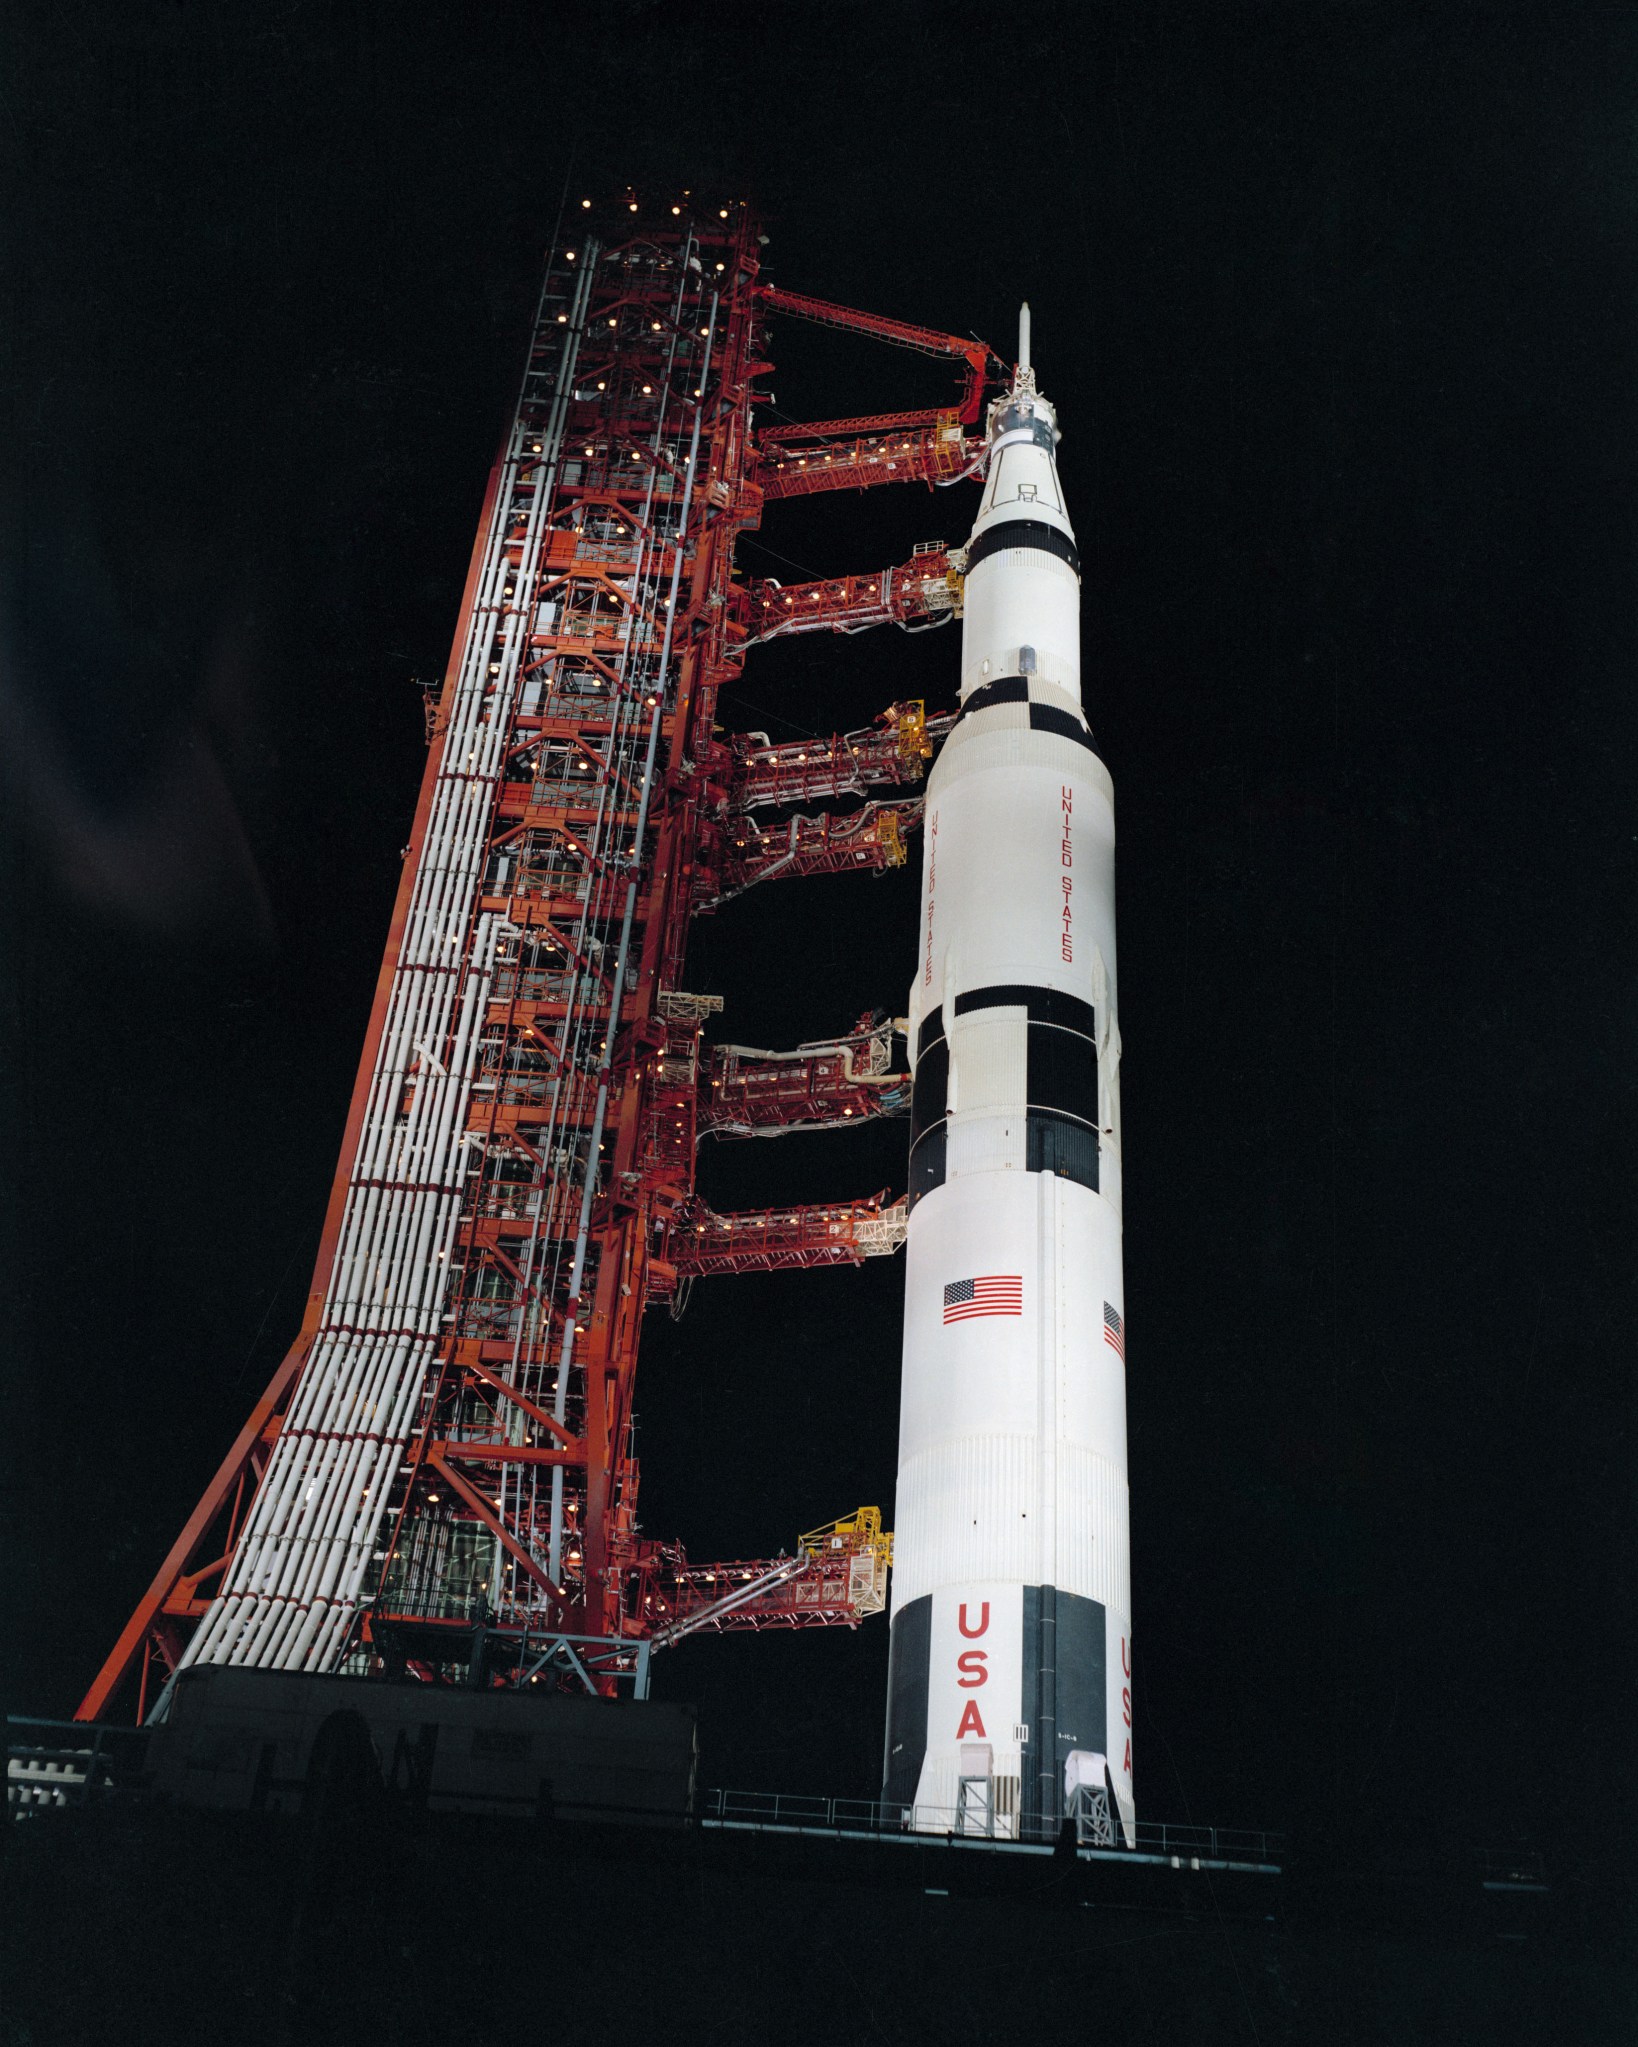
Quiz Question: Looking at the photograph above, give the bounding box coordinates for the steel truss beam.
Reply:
[734,544,960,648]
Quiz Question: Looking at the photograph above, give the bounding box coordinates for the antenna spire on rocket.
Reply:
[1013,301,1038,397]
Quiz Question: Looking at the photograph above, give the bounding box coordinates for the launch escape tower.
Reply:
[80,197,1011,1725]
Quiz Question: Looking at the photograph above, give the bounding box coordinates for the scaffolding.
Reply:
[80,198,1002,1720]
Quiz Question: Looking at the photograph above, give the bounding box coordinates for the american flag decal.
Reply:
[1103,1301,1125,1358]
[943,1275,1024,1323]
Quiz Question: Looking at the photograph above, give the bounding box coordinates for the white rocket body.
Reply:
[885,313,1134,1843]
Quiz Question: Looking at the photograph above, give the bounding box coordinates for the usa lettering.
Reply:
[1060,784,1074,962]
[953,1600,989,1739]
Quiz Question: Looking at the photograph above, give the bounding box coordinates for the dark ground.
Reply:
[3,2,1637,2036]
[3,1796,1631,2047]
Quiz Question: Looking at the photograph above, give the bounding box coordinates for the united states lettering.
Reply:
[943,1275,1024,1323]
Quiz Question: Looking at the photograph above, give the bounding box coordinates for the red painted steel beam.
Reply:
[663,1192,896,1281]
[753,421,984,501]
[757,284,1000,422]
[734,548,957,647]
[701,796,926,903]
[457,1354,575,1446]
[425,1447,569,1614]
[723,703,951,814]
[435,1439,584,1468]
[75,1337,310,1720]
[700,1016,907,1138]
[757,407,949,445]
[700,1078,903,1137]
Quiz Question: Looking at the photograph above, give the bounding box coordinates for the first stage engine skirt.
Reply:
[887,1162,1132,1834]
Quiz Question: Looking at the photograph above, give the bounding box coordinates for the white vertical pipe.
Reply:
[174,252,587,1693]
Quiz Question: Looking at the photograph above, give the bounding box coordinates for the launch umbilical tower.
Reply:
[80,198,1008,1723]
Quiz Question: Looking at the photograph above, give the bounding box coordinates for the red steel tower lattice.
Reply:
[80,199,1003,1722]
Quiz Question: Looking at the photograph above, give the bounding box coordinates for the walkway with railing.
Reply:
[699,1786,1285,1870]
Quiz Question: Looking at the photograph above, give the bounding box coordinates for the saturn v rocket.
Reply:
[884,309,1134,1844]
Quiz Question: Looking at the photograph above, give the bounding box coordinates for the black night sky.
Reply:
[5,1,1637,1892]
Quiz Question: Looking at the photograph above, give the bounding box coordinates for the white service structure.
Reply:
[885,308,1134,1844]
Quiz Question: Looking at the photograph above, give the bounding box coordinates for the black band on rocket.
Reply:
[954,675,1029,722]
[908,985,1100,1204]
[883,1594,933,1806]
[1026,1109,1100,1190]
[909,1015,950,1213]
[954,984,1097,1038]
[949,683,1100,760]
[1028,703,1100,755]
[965,518,1082,577]
[1026,1019,1099,1127]
[1019,1587,1108,1836]
[909,1034,949,1140]
[907,1123,947,1211]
